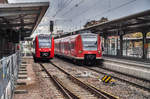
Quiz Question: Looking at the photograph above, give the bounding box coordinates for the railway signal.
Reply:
[50,20,54,33]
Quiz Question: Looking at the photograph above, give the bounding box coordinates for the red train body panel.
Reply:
[55,33,102,65]
[33,34,54,61]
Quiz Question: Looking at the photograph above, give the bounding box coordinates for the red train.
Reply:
[55,32,103,65]
[33,34,54,62]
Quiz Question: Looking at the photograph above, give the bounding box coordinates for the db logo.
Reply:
[43,53,48,56]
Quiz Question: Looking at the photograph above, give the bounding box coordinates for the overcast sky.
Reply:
[8,0,150,36]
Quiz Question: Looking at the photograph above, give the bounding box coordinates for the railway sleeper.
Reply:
[52,75,80,99]
[68,76,109,99]
[50,62,119,99]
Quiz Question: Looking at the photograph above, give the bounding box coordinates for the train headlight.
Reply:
[39,49,41,51]
[79,50,82,53]
[98,50,101,53]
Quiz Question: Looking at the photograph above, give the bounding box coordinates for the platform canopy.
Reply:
[55,9,150,39]
[0,2,49,40]
[80,9,150,36]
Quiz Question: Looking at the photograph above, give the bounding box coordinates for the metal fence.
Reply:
[0,52,21,99]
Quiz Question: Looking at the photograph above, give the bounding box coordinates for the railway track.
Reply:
[85,66,150,92]
[40,62,119,99]
[40,64,79,99]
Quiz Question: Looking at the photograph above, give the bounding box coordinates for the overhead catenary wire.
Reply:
[61,0,86,16]
[66,0,100,20]
[53,0,138,32]
[69,0,137,20]
[53,0,85,32]
[93,0,137,19]
[53,0,71,17]
[53,0,74,17]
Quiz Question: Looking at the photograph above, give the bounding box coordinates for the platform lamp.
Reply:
[50,20,54,34]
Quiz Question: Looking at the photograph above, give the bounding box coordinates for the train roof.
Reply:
[55,34,78,41]
[54,32,97,40]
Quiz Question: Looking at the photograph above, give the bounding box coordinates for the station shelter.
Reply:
[0,2,49,59]
[0,1,49,99]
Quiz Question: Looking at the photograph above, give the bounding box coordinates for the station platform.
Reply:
[14,57,43,99]
[103,56,150,81]
[12,56,150,99]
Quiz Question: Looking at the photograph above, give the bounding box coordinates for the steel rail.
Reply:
[85,67,150,92]
[50,62,119,99]
[40,64,80,99]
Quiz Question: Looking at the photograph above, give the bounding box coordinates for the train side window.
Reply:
[71,42,74,49]
[68,42,71,50]
[65,43,67,50]
[59,43,61,50]
[70,42,72,49]
[55,44,58,49]
[33,41,35,48]
[66,43,67,50]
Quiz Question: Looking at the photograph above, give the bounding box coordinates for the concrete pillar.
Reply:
[142,31,147,59]
[116,30,121,56]
[116,35,119,56]
[115,38,117,55]
[103,34,108,55]
[120,34,123,56]
[125,40,127,56]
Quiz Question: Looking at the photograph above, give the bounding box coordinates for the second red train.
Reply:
[55,32,103,65]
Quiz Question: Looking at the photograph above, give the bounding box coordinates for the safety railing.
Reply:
[0,51,21,99]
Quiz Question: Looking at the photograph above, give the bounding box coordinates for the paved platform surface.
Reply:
[103,57,150,68]
[14,57,62,99]
[103,57,150,81]
[13,57,43,99]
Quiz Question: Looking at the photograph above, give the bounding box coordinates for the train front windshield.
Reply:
[38,36,51,48]
[81,33,97,51]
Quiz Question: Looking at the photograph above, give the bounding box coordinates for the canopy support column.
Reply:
[142,30,148,59]
[103,33,108,55]
[119,34,123,56]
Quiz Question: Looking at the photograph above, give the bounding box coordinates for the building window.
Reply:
[123,32,143,58]
[103,36,118,55]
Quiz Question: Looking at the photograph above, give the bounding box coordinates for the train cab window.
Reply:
[81,33,97,51]
[38,36,51,48]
